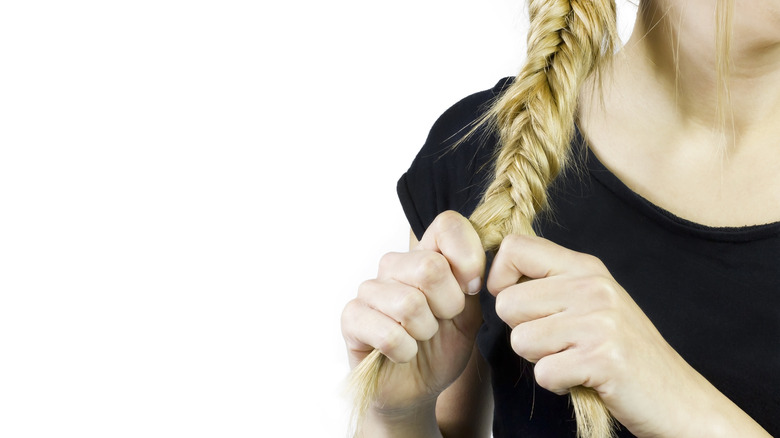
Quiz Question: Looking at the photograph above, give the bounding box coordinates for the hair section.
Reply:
[349,0,622,435]
[469,0,619,435]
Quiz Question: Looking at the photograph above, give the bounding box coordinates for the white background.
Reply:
[0,1,636,436]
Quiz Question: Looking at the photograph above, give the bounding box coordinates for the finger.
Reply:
[341,298,418,365]
[487,234,605,296]
[357,279,439,342]
[494,276,571,327]
[534,348,594,396]
[378,250,465,320]
[509,313,576,363]
[418,211,486,295]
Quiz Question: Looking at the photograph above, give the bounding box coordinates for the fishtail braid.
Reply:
[349,0,619,436]
[470,0,618,251]
[469,1,620,436]
[470,0,619,436]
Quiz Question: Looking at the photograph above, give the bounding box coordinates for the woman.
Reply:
[341,0,779,436]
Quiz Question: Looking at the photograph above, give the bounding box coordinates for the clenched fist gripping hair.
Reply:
[351,0,733,436]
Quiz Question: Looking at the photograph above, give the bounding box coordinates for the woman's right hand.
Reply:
[341,211,486,415]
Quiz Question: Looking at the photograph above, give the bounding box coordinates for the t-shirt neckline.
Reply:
[574,129,780,243]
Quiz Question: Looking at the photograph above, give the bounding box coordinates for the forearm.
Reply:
[356,400,443,438]
[687,382,771,438]
[665,364,771,438]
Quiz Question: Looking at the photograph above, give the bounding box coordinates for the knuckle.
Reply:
[533,358,556,391]
[443,292,466,318]
[396,289,428,323]
[356,279,377,299]
[395,343,418,364]
[593,311,620,337]
[415,252,450,286]
[462,251,486,275]
[599,339,623,362]
[510,326,532,357]
[341,298,361,320]
[377,326,411,358]
[377,251,397,274]
[597,277,620,306]
[578,275,617,304]
[434,210,466,232]
[432,294,463,320]
[580,253,607,272]
[501,233,523,250]
[505,233,524,245]
[494,293,511,322]
[418,319,439,341]
[583,341,622,382]
[602,344,627,374]
[340,299,363,335]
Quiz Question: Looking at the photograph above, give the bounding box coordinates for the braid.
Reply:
[471,0,618,252]
[470,0,619,436]
[349,0,619,436]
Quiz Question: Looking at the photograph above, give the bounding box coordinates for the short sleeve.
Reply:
[397,77,513,240]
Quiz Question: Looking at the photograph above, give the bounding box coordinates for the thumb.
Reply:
[418,211,486,295]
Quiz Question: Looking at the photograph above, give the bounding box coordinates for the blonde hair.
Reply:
[469,0,620,435]
[350,0,735,437]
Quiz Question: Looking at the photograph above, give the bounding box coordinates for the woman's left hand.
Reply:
[487,234,769,438]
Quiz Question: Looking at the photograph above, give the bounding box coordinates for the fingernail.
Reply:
[466,277,481,295]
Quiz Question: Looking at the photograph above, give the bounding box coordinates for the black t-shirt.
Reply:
[397,77,780,437]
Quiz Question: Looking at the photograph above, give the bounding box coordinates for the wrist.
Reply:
[358,398,441,438]
[691,396,771,438]
[675,372,770,438]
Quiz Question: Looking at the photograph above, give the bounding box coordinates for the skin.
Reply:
[579,0,780,227]
[341,0,778,436]
[341,211,486,438]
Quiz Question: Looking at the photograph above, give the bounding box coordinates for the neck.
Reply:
[620,0,780,142]
[576,0,780,227]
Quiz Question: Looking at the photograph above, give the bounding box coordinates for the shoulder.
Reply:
[413,76,514,165]
[397,77,514,238]
[424,77,514,149]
